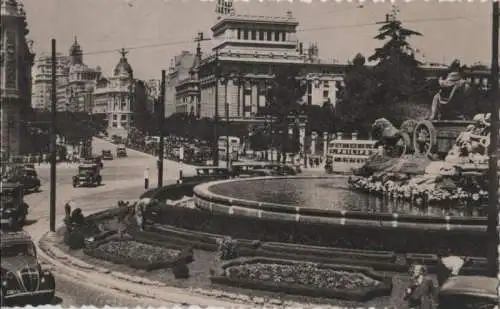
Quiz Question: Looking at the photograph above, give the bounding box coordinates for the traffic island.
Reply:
[84,236,194,271]
[210,257,393,302]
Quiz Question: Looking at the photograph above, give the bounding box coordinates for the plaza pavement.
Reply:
[23,138,260,307]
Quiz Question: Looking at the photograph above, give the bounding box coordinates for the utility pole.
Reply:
[50,39,57,232]
[213,49,220,167]
[487,0,499,277]
[225,82,230,169]
[157,70,166,188]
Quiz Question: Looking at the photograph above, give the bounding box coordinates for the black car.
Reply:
[1,230,56,306]
[101,150,114,160]
[19,169,41,192]
[0,182,28,230]
[438,276,498,309]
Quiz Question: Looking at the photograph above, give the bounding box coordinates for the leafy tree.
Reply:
[369,6,425,124]
[265,66,307,163]
[335,53,377,135]
[132,80,154,135]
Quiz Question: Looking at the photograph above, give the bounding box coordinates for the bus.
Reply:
[218,136,240,161]
[326,139,377,173]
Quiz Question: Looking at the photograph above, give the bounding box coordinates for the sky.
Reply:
[21,0,495,80]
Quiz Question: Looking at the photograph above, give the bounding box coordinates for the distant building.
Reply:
[1,0,36,157]
[93,49,135,138]
[32,52,69,110]
[144,79,160,113]
[32,38,100,112]
[166,51,195,117]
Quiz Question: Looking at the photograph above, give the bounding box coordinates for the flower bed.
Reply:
[84,238,191,271]
[211,257,392,301]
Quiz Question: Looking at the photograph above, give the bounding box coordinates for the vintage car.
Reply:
[82,155,103,169]
[72,164,102,187]
[0,182,28,230]
[0,230,55,306]
[17,169,41,192]
[116,144,127,157]
[438,275,498,309]
[101,150,114,160]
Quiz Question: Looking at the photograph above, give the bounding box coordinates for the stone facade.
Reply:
[92,49,134,138]
[1,0,35,157]
[32,52,69,110]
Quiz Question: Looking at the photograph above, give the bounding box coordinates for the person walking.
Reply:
[144,167,149,190]
[404,264,437,309]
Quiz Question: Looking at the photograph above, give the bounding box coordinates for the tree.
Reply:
[265,66,307,163]
[132,80,154,134]
[335,53,377,136]
[369,6,425,124]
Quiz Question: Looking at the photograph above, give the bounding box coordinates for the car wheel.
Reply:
[34,185,40,192]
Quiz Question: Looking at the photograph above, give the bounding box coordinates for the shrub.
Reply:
[217,236,238,260]
[172,262,190,279]
[67,231,85,250]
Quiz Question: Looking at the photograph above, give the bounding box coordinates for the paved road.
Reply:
[21,138,196,307]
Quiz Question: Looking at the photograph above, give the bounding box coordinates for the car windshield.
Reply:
[1,242,36,258]
[25,170,37,177]
[79,168,94,174]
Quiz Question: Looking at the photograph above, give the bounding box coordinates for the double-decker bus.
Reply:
[326,139,378,173]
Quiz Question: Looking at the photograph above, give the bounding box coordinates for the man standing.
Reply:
[144,167,149,190]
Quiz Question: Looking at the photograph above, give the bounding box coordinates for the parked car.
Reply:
[438,275,498,309]
[0,230,55,306]
[0,182,28,230]
[101,150,114,160]
[116,145,127,158]
[72,164,102,187]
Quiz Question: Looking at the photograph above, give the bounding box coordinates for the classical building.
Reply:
[32,38,100,112]
[164,9,345,123]
[165,51,195,117]
[194,11,346,121]
[1,0,35,157]
[58,38,101,112]
[32,52,69,110]
[93,49,134,137]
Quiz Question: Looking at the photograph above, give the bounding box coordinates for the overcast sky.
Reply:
[22,0,494,80]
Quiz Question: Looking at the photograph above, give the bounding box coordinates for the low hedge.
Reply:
[84,236,194,271]
[211,257,393,302]
[260,242,396,263]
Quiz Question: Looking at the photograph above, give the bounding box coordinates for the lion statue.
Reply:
[372,118,413,158]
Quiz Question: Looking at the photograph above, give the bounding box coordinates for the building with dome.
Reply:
[93,48,135,137]
[32,37,100,112]
[57,38,101,112]
[1,0,36,158]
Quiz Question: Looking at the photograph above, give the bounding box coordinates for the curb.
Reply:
[37,218,344,308]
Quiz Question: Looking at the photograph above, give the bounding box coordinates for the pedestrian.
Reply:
[144,167,149,190]
[404,264,437,309]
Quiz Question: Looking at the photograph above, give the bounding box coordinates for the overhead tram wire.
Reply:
[72,15,482,58]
